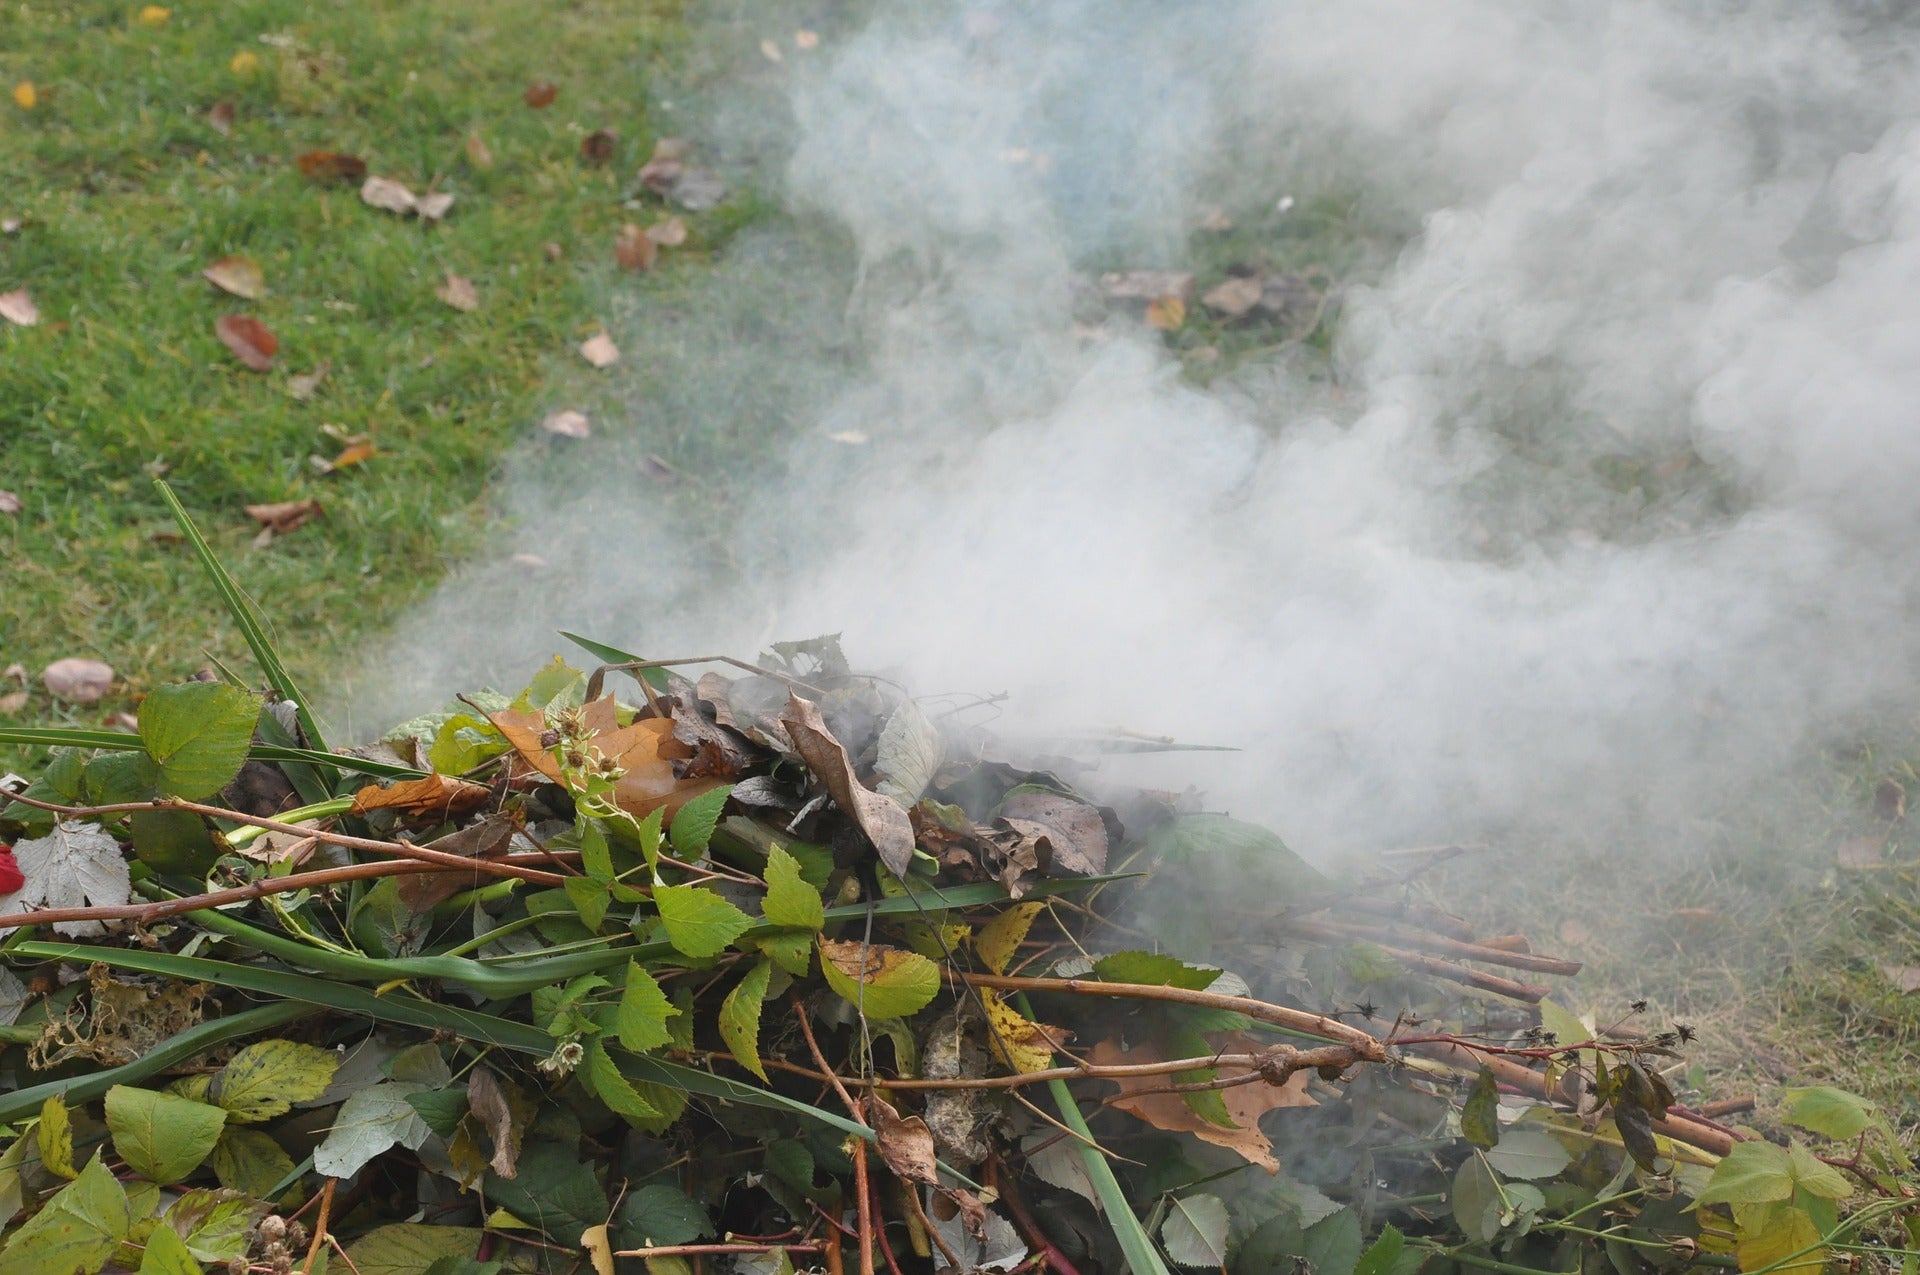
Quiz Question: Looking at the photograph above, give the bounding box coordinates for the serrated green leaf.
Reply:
[579,818,614,884]
[2,1153,133,1275]
[670,785,734,859]
[564,875,610,931]
[137,682,261,800]
[405,1089,471,1138]
[166,1188,256,1264]
[1697,1141,1795,1207]
[210,1127,296,1200]
[38,1094,75,1179]
[819,937,941,1020]
[1461,1066,1501,1149]
[104,1087,228,1184]
[756,929,815,977]
[1091,950,1221,990]
[1787,1143,1852,1199]
[1354,1225,1416,1275]
[345,1225,485,1275]
[585,1040,663,1127]
[137,1222,200,1275]
[616,962,676,1053]
[719,959,773,1081]
[1302,1206,1364,1275]
[762,844,824,931]
[1160,1193,1229,1267]
[209,1039,340,1122]
[635,806,665,877]
[614,1183,712,1250]
[1780,1086,1874,1141]
[654,884,754,959]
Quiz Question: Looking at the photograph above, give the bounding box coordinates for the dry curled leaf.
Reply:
[578,333,620,368]
[581,128,618,165]
[1091,1035,1314,1173]
[1882,965,1920,994]
[637,137,690,193]
[1201,275,1264,319]
[0,691,26,716]
[523,81,557,108]
[614,224,656,272]
[467,1066,526,1179]
[310,437,374,475]
[203,255,265,300]
[1146,295,1186,330]
[781,693,916,878]
[295,150,367,184]
[0,289,40,327]
[360,175,417,215]
[207,100,235,134]
[488,697,720,820]
[42,658,114,704]
[646,216,687,247]
[216,314,278,371]
[996,790,1108,875]
[0,490,19,515]
[350,775,492,821]
[435,272,479,312]
[542,410,590,440]
[285,360,330,401]
[1876,778,1906,820]
[869,1096,937,1185]
[244,498,322,534]
[417,191,454,223]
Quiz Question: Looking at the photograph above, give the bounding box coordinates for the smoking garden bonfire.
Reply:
[0,492,1910,1275]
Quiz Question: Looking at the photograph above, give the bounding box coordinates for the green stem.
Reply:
[225,797,354,846]
[433,878,521,916]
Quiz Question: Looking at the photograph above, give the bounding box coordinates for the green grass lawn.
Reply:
[0,0,776,756]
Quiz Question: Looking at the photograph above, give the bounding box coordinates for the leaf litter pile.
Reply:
[0,488,1913,1275]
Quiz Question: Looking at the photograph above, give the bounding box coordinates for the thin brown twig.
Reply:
[853,1138,877,1275]
[792,995,866,1123]
[613,1243,825,1259]
[2,791,566,884]
[989,1155,1083,1275]
[300,1178,335,1275]
[713,1045,1352,1092]
[901,1179,964,1273]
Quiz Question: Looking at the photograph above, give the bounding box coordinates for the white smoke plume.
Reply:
[352,0,1920,856]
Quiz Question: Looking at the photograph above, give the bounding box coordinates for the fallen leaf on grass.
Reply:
[245,499,323,544]
[435,272,479,312]
[137,6,170,27]
[1091,1035,1314,1173]
[229,50,260,75]
[12,83,36,111]
[1101,270,1194,303]
[646,216,687,247]
[1837,835,1887,871]
[637,138,691,193]
[614,224,656,272]
[203,256,265,300]
[542,410,590,439]
[1146,295,1186,330]
[285,360,330,401]
[542,242,564,262]
[0,289,40,327]
[1201,275,1263,319]
[671,169,726,211]
[465,134,493,170]
[417,191,454,223]
[295,151,367,184]
[351,775,492,821]
[1876,778,1906,820]
[0,691,26,716]
[760,38,784,63]
[1,218,19,235]
[42,658,114,704]
[523,81,557,108]
[216,314,277,370]
[207,101,235,134]
[0,491,19,514]
[360,175,417,215]
[579,333,619,368]
[1881,965,1920,993]
[581,129,618,165]
[641,454,674,482]
[310,434,374,475]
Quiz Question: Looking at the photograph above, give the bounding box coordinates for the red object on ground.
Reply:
[0,847,23,895]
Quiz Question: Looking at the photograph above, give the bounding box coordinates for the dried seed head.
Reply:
[259,1215,287,1244]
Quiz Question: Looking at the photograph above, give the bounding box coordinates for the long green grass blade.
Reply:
[558,631,671,692]
[0,728,423,781]
[153,480,330,758]
[0,1001,305,1124]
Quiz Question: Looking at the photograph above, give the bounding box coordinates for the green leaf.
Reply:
[818,937,941,1020]
[579,818,615,883]
[1092,951,1221,990]
[1451,1154,1504,1245]
[1461,1066,1501,1149]
[564,875,611,931]
[484,1142,607,1247]
[670,785,734,859]
[654,884,754,959]
[635,806,665,877]
[586,1040,663,1127]
[1735,1200,1826,1275]
[719,959,774,1081]
[104,1087,228,1184]
[428,713,509,775]
[517,656,586,712]
[1160,1193,1230,1267]
[2,1153,133,1275]
[136,1223,200,1275]
[313,1082,433,1178]
[1781,1086,1875,1141]
[209,1039,340,1122]
[210,1127,296,1200]
[38,1094,76,1179]
[128,809,221,874]
[874,699,942,804]
[137,682,261,800]
[1302,1207,1364,1275]
[166,1188,256,1264]
[1354,1225,1418,1275]
[615,962,677,1053]
[614,1183,712,1249]
[762,844,824,931]
[345,1225,485,1275]
[1787,1143,1852,1200]
[82,750,161,804]
[1482,1127,1572,1180]
[1697,1141,1796,1207]
[405,1089,471,1138]
[756,928,816,977]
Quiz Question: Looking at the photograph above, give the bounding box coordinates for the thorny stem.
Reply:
[1,791,566,884]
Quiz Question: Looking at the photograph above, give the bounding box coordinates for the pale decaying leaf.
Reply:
[42,657,114,703]
[1882,964,1920,993]
[1202,275,1264,318]
[0,288,40,327]
[360,176,418,215]
[542,410,590,440]
[647,216,688,247]
[286,360,331,401]
[245,499,323,535]
[929,1191,1027,1274]
[435,272,479,312]
[0,822,135,936]
[1090,1034,1315,1173]
[418,191,455,223]
[781,693,916,877]
[313,1081,433,1178]
[1101,270,1193,303]
[202,256,265,300]
[874,699,942,804]
[579,333,620,368]
[467,1065,527,1178]
[869,1096,937,1185]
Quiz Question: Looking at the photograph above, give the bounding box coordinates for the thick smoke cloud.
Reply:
[354,1,1920,856]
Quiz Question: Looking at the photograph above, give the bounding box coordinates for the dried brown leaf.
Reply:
[0,690,27,716]
[207,101,235,134]
[1876,778,1906,820]
[487,697,721,820]
[523,81,557,109]
[42,658,114,704]
[869,1096,937,1185]
[285,360,330,401]
[1882,965,1920,993]
[781,693,916,878]
[1091,1035,1314,1173]
[464,133,493,170]
[0,490,19,515]
[294,150,366,184]
[614,224,656,272]
[578,333,620,368]
[1146,295,1186,330]
[1837,834,1887,870]
[996,790,1107,875]
[417,191,454,223]
[0,289,40,327]
[244,498,322,533]
[310,438,374,474]
[467,1066,526,1178]
[435,272,479,312]
[216,314,278,371]
[1101,270,1193,302]
[203,255,265,300]
[637,138,690,194]
[1201,275,1263,319]
[646,216,688,247]
[541,410,590,440]
[349,774,491,821]
[581,128,618,165]
[360,175,417,215]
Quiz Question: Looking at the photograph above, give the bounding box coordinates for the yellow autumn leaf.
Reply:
[1147,295,1187,330]
[230,50,261,75]
[138,5,170,26]
[981,988,1062,1074]
[974,901,1043,976]
[13,83,37,111]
